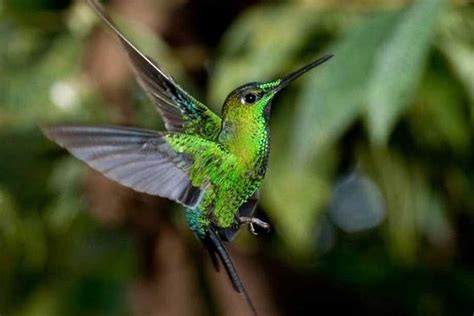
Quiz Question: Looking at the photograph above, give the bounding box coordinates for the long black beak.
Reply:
[274,54,334,93]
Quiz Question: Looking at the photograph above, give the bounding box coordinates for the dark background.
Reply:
[1,0,473,315]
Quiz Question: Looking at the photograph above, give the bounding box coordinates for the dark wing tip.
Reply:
[86,0,108,22]
[40,125,51,138]
[40,125,65,144]
[40,125,91,146]
[86,0,132,48]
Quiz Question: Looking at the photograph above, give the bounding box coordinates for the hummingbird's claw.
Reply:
[238,216,271,235]
[249,223,258,235]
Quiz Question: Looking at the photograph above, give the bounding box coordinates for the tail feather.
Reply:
[204,239,221,272]
[206,227,258,316]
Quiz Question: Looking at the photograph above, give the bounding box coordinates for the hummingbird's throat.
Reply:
[218,90,273,169]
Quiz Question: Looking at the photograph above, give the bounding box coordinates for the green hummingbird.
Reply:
[42,0,333,314]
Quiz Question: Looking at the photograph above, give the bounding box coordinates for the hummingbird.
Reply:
[42,0,333,314]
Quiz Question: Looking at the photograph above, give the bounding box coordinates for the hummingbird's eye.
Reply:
[241,93,258,105]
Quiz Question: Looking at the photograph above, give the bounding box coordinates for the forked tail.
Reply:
[205,227,258,316]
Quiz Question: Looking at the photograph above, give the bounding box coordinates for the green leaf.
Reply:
[436,8,474,124]
[0,187,21,249]
[46,158,85,234]
[293,12,398,162]
[0,34,88,126]
[359,148,454,265]
[360,148,420,265]
[16,286,61,316]
[408,64,470,152]
[208,4,347,107]
[260,103,335,255]
[366,0,446,145]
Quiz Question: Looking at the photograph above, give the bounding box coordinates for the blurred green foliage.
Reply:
[1,0,473,315]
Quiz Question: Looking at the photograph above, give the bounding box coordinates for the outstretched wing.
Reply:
[42,125,204,207]
[87,0,222,140]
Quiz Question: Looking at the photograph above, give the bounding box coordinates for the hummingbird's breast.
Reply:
[218,117,270,170]
[203,117,270,228]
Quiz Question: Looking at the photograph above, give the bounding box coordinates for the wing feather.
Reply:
[87,0,222,140]
[42,125,204,208]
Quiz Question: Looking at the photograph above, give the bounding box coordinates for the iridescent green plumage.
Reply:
[42,1,333,315]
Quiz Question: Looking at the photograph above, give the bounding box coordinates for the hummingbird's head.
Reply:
[222,54,333,121]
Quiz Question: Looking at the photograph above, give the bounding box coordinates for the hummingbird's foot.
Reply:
[237,216,271,235]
